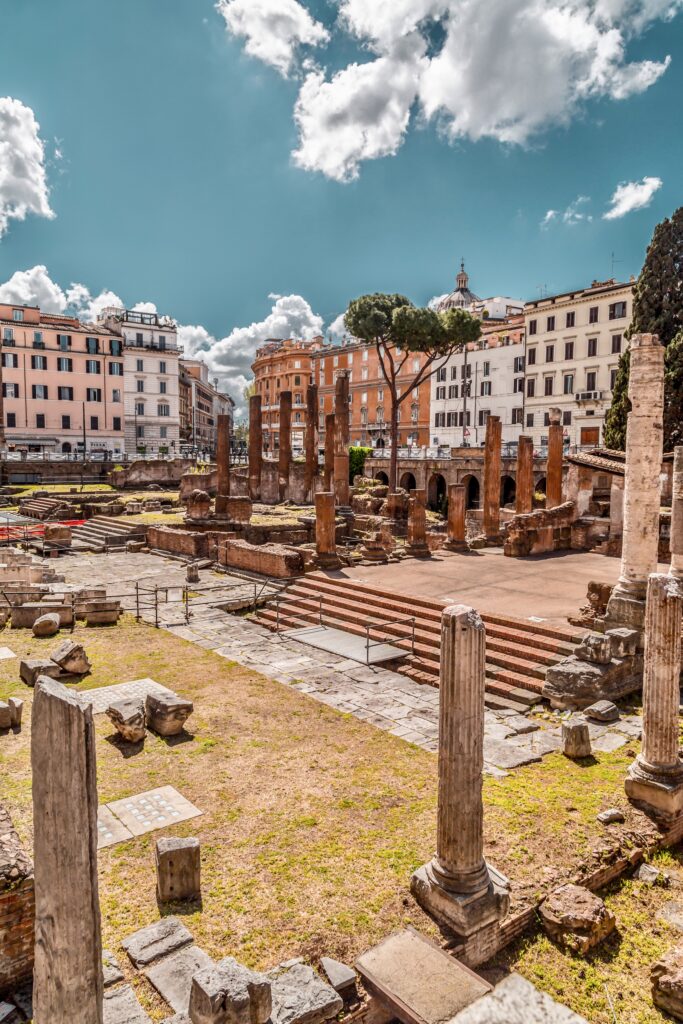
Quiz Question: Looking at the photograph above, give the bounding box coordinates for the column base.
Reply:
[316,553,342,570]
[215,494,230,516]
[410,861,509,940]
[443,539,468,552]
[625,757,683,820]
[405,543,431,559]
[605,584,647,643]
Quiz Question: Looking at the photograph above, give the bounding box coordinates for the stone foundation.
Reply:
[218,539,304,578]
[147,527,209,560]
[503,502,575,557]
[0,804,34,996]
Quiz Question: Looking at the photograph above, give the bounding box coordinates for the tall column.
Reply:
[304,384,318,502]
[405,488,430,558]
[670,446,683,579]
[444,483,466,551]
[515,435,534,515]
[482,416,502,540]
[324,413,335,491]
[215,413,231,514]
[315,492,341,570]
[411,606,509,941]
[545,408,564,509]
[278,391,292,503]
[248,394,262,501]
[334,372,350,508]
[32,677,103,1023]
[625,573,683,818]
[606,334,665,638]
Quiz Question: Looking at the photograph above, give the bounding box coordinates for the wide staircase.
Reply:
[20,496,70,520]
[256,574,585,711]
[71,516,146,552]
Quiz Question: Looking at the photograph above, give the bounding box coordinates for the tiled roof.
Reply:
[565,452,625,475]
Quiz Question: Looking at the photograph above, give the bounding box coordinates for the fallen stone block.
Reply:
[652,945,683,1020]
[319,958,357,1002]
[635,863,669,886]
[11,602,73,629]
[268,961,343,1024]
[145,944,214,1015]
[103,984,151,1023]
[562,720,592,759]
[8,697,23,728]
[575,634,612,665]
[85,599,122,626]
[0,702,10,730]
[102,949,124,988]
[156,836,201,902]
[450,972,589,1023]
[146,692,193,737]
[539,884,616,954]
[584,700,619,723]
[106,698,146,743]
[32,612,61,638]
[597,807,625,825]
[122,917,194,969]
[50,638,91,675]
[189,956,272,1024]
[606,627,638,659]
[19,657,61,687]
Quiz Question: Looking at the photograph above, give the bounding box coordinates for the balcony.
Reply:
[575,391,604,402]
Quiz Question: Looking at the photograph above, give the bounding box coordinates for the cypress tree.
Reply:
[604,206,683,450]
[664,329,683,449]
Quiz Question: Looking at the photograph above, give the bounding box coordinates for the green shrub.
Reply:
[349,446,373,483]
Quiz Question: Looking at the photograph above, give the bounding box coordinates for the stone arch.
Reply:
[375,470,389,485]
[427,472,448,512]
[61,442,72,453]
[500,474,516,507]
[535,475,547,496]
[462,473,480,510]
[400,471,417,492]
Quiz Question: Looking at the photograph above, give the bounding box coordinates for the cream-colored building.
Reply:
[523,278,633,450]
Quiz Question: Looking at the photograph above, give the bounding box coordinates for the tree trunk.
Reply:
[389,396,399,492]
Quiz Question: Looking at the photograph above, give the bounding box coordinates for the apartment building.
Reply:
[179,359,234,454]
[523,279,633,449]
[0,303,125,454]
[99,308,180,456]
[252,338,320,452]
[430,316,526,447]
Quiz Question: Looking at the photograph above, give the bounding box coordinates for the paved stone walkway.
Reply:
[58,551,642,774]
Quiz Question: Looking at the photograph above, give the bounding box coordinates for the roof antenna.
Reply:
[610,251,622,278]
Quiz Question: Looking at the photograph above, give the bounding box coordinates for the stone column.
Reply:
[324,413,335,491]
[670,446,683,579]
[625,573,683,818]
[406,488,431,558]
[278,390,292,503]
[515,435,534,515]
[215,413,231,515]
[248,394,262,501]
[606,334,665,637]
[32,677,103,1024]
[411,606,509,942]
[334,372,350,508]
[304,384,318,502]
[482,416,502,540]
[444,483,466,551]
[546,408,564,509]
[315,492,341,570]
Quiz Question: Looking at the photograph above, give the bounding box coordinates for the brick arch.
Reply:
[500,474,516,506]
[399,471,417,492]
[375,470,389,485]
[427,472,448,512]
[461,473,480,510]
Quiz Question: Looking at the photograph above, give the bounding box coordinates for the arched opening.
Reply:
[375,437,385,449]
[61,442,72,453]
[462,474,480,510]
[427,472,448,513]
[375,470,389,485]
[535,476,547,506]
[400,471,416,492]
[500,474,516,507]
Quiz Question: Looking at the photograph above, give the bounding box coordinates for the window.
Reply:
[436,367,447,382]
[135,332,143,344]
[2,328,13,341]
[563,373,574,394]
[137,425,145,439]
[57,357,73,372]
[546,315,555,332]
[448,384,458,398]
[446,411,457,427]
[158,336,166,351]
[478,409,489,427]
[57,334,71,350]
[527,348,536,365]
[512,408,523,425]
[609,301,627,320]
[586,371,597,391]
[12,309,23,322]
[160,426,168,439]
[6,413,16,428]
[610,368,618,390]
[86,388,102,402]
[412,359,420,372]
[544,413,550,427]
[434,412,446,428]
[58,387,74,401]
[514,355,525,373]
[513,377,524,393]
[411,403,419,423]
[294,375,301,386]
[157,360,166,375]
[135,402,145,416]
[158,403,170,417]
[611,334,622,354]
[545,345,554,362]
[589,306,599,324]
[62,415,71,430]
[526,412,534,427]
[482,361,490,377]
[1,353,18,368]
[562,411,572,426]
[90,416,99,431]
[544,376,554,396]
[113,416,121,431]
[461,363,472,378]
[86,360,101,374]
[527,378,535,397]
[156,380,166,396]
[564,341,574,360]
[333,355,338,366]
[587,337,597,357]
[33,331,43,344]
[136,358,144,372]
[108,362,123,375]
[566,311,575,328]
[36,414,45,429]
[2,383,19,398]
[32,384,48,400]
[86,337,99,354]
[436,386,446,400]
[109,339,122,355]
[31,355,47,370]
[529,319,537,335]
[362,349,368,362]
[480,380,491,396]
[361,367,368,380]
[136,380,144,393]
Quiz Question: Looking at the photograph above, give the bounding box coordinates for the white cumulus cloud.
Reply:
[216,0,329,77]
[603,175,663,219]
[0,265,66,311]
[0,97,55,237]
[542,195,593,227]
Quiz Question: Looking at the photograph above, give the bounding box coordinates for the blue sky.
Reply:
[0,0,681,403]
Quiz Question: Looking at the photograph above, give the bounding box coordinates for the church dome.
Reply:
[437,261,480,312]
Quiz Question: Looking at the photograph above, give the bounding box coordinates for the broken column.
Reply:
[515,435,534,515]
[155,836,201,903]
[483,415,502,540]
[405,488,430,558]
[324,413,335,492]
[670,446,683,579]
[444,483,467,551]
[304,383,319,503]
[411,606,509,959]
[249,394,262,501]
[606,334,665,638]
[32,676,103,1023]
[215,413,231,516]
[315,491,341,570]
[625,573,683,818]
[278,390,292,503]
[546,407,564,509]
[334,372,350,508]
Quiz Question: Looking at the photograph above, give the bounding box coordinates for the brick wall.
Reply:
[218,539,304,578]
[0,805,34,995]
[146,526,209,559]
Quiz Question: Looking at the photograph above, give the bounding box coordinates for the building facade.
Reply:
[0,303,125,455]
[523,279,633,449]
[252,338,320,453]
[179,359,234,454]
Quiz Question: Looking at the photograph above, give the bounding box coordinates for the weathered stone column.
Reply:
[515,435,534,515]
[278,390,292,503]
[670,446,683,579]
[412,606,509,947]
[324,413,335,491]
[625,573,683,818]
[32,677,103,1023]
[606,334,664,637]
[406,488,431,558]
[546,407,563,509]
[444,483,466,551]
[215,413,231,515]
[315,492,341,570]
[483,416,502,540]
[248,394,262,501]
[304,384,318,502]
[334,372,350,508]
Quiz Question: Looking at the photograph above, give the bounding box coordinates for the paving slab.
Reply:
[0,647,16,661]
[103,949,125,988]
[103,984,151,1023]
[98,806,134,849]
[80,678,175,715]
[106,786,201,838]
[451,973,588,1023]
[122,917,193,968]
[145,944,214,1014]
[483,737,542,770]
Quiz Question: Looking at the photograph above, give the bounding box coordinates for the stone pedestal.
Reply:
[546,408,563,509]
[324,414,335,492]
[304,384,318,502]
[278,391,292,503]
[515,435,534,515]
[606,334,664,640]
[216,413,231,503]
[155,836,201,903]
[625,573,683,819]
[315,492,341,570]
[405,489,431,558]
[444,483,466,551]
[249,394,262,501]
[334,373,350,508]
[411,606,509,947]
[483,416,502,540]
[670,446,683,579]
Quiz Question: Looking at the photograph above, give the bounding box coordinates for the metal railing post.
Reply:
[366,624,370,664]
[154,586,159,629]
[184,585,190,623]
[135,581,140,621]
[411,617,416,657]
[319,594,323,627]
[276,598,280,633]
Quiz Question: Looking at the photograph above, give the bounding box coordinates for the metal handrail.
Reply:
[364,614,416,663]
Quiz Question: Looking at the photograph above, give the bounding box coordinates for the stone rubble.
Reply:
[539,884,616,953]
